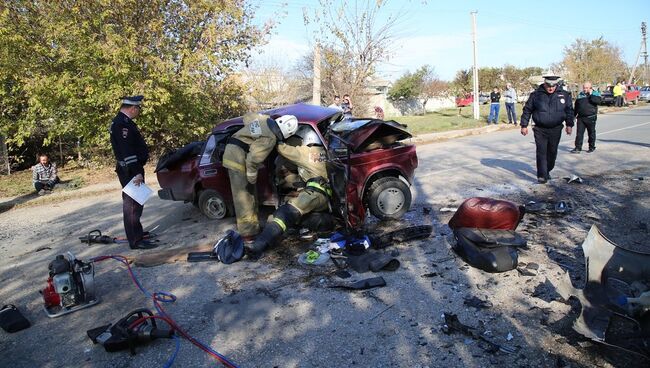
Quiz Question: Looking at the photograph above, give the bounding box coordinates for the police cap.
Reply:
[122,95,144,106]
[542,75,561,86]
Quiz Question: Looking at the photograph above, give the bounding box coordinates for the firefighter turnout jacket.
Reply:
[110,111,149,186]
[222,113,285,184]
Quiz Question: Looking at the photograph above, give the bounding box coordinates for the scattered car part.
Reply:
[369,225,433,249]
[441,313,515,354]
[448,197,524,231]
[525,200,573,216]
[452,229,519,273]
[328,276,387,290]
[347,252,400,273]
[551,225,650,358]
[42,253,99,318]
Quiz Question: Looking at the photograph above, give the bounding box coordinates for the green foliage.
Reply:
[0,0,268,161]
[388,67,429,100]
[451,66,543,95]
[559,37,627,85]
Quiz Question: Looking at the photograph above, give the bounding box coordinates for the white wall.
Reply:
[367,93,456,117]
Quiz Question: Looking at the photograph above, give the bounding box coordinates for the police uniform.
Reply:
[109,95,151,249]
[248,130,331,258]
[520,76,574,182]
[222,113,285,237]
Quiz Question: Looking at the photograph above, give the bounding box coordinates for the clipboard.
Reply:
[122,178,153,205]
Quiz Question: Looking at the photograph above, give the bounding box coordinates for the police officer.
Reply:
[520,75,574,184]
[110,95,156,249]
[222,113,299,241]
[247,126,331,259]
[571,82,601,153]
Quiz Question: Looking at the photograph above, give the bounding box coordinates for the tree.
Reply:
[558,37,627,85]
[388,65,449,114]
[0,0,270,168]
[300,0,404,115]
[241,59,308,110]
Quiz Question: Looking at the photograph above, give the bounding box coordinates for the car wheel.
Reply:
[198,189,230,219]
[366,177,411,220]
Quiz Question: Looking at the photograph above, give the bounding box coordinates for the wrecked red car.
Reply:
[155,103,418,228]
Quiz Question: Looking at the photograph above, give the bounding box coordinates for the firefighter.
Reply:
[222,113,299,241]
[109,95,156,249]
[247,125,331,259]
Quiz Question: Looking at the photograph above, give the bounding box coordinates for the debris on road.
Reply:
[441,313,516,354]
[564,175,584,184]
[551,225,650,359]
[463,296,493,310]
[328,276,387,290]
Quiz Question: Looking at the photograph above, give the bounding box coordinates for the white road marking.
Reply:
[418,121,650,178]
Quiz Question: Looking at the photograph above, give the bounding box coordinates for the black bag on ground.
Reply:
[454,228,527,248]
[452,229,518,273]
[0,305,31,333]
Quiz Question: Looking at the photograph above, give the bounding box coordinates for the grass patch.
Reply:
[0,163,115,198]
[388,103,521,135]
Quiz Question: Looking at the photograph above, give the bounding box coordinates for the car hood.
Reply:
[329,119,412,152]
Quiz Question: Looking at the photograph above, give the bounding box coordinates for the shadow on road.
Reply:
[598,138,650,148]
[480,157,535,181]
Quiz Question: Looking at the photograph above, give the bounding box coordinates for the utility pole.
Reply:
[629,22,648,85]
[471,11,480,120]
[312,42,321,105]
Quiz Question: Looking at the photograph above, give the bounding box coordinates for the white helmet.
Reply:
[275,115,298,139]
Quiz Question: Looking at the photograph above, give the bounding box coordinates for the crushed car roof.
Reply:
[213,103,342,134]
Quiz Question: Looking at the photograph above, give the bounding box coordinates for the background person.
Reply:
[328,95,343,111]
[32,153,59,195]
[572,82,602,153]
[488,87,501,124]
[613,82,624,107]
[520,75,574,184]
[341,94,353,118]
[109,95,155,250]
[504,83,518,125]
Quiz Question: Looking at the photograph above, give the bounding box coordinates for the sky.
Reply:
[249,0,650,81]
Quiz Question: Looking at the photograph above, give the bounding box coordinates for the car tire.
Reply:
[366,177,411,220]
[198,189,230,219]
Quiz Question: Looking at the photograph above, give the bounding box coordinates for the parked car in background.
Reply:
[639,86,650,102]
[155,104,418,228]
[599,84,641,106]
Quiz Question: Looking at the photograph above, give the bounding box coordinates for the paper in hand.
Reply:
[122,178,153,205]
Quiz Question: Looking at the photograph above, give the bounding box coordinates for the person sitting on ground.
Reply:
[32,154,59,195]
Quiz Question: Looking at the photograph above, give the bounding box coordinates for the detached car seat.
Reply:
[448,197,527,273]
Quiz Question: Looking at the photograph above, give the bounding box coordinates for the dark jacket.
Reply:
[574,91,601,118]
[490,91,501,103]
[110,111,149,184]
[521,84,574,128]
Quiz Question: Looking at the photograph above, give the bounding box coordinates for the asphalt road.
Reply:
[412,104,650,206]
[1,104,649,368]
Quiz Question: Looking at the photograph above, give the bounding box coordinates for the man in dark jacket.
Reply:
[520,75,574,184]
[110,95,156,249]
[571,82,601,153]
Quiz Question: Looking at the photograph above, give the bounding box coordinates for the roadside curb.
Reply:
[412,123,518,145]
